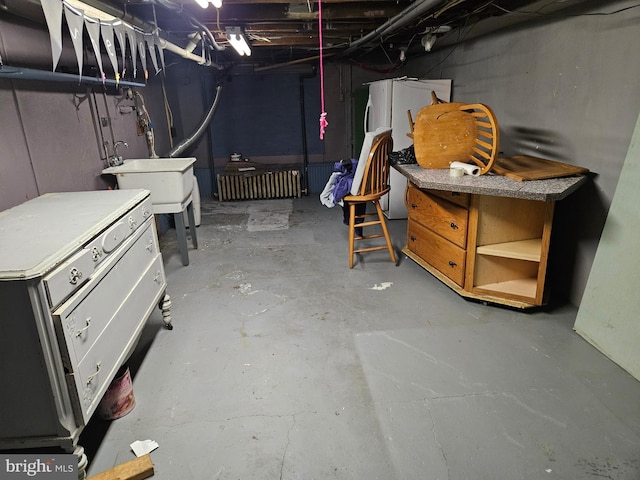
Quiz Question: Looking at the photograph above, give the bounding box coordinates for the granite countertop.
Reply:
[394,164,588,201]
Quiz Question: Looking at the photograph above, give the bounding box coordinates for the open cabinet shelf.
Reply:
[467,195,553,306]
[476,238,542,262]
[474,277,538,299]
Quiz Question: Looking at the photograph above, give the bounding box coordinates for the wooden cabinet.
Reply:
[405,182,554,308]
[395,165,586,308]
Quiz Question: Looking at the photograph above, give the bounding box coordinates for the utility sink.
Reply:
[102,158,196,211]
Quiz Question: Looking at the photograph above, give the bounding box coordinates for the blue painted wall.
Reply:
[210,73,324,158]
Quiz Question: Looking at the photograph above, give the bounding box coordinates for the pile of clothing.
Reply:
[320,158,358,208]
[320,159,366,236]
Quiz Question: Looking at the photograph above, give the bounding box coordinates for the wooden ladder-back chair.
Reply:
[460,103,500,175]
[413,93,500,175]
[343,132,397,268]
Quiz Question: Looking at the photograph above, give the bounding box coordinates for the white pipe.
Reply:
[158,37,208,65]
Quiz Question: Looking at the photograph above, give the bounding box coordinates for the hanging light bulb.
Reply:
[194,0,209,7]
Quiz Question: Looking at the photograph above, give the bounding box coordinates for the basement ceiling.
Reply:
[1,0,605,73]
[117,0,551,68]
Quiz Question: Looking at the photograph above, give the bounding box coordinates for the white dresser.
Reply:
[0,190,171,476]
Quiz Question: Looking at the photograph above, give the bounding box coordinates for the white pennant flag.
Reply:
[126,25,138,78]
[156,32,166,74]
[137,32,148,80]
[84,17,104,82]
[101,22,120,83]
[147,35,160,75]
[114,22,127,77]
[41,0,63,71]
[63,4,84,82]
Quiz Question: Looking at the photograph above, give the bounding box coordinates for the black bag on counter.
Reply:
[388,145,417,165]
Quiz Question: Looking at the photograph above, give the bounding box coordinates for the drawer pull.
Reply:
[75,317,92,338]
[450,222,459,230]
[411,203,418,209]
[142,206,151,218]
[410,235,417,242]
[154,271,163,284]
[69,267,83,285]
[146,240,154,252]
[91,246,103,262]
[448,261,457,268]
[128,216,137,230]
[86,362,101,385]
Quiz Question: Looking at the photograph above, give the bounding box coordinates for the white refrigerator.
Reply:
[365,78,452,219]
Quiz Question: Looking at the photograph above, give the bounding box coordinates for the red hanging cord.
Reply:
[318,0,328,139]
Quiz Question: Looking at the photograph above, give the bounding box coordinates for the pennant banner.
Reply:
[41,0,63,71]
[42,0,165,83]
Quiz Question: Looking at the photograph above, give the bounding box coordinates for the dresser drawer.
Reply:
[408,219,466,287]
[44,196,154,309]
[123,196,154,237]
[70,254,166,422]
[44,248,96,309]
[407,186,469,248]
[53,220,159,372]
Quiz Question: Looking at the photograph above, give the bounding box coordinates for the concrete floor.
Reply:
[82,197,640,480]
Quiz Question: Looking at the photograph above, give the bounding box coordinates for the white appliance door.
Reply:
[382,79,452,219]
[366,79,393,132]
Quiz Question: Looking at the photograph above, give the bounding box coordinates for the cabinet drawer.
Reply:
[70,254,166,422]
[408,219,466,287]
[407,186,468,248]
[426,188,470,209]
[53,221,159,371]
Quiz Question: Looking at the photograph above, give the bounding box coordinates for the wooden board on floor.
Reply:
[87,454,154,480]
[492,155,589,181]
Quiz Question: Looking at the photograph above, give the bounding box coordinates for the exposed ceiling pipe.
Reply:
[0,64,143,86]
[340,0,446,57]
[166,83,223,158]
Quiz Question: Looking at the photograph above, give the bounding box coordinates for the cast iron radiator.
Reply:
[217,169,302,201]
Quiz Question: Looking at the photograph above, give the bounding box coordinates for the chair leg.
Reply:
[348,202,356,268]
[374,200,397,264]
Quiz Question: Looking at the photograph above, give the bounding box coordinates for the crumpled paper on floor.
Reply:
[130,439,159,457]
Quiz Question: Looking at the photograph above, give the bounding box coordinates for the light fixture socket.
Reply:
[421,33,437,52]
